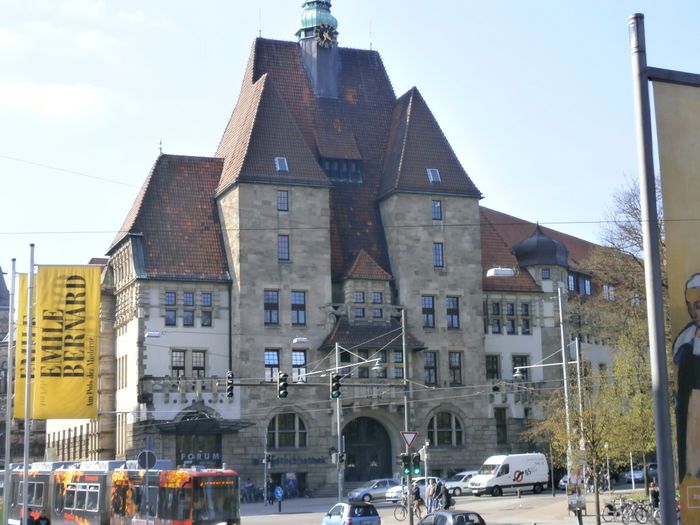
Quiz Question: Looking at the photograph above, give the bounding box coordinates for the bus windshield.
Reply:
[192,477,238,522]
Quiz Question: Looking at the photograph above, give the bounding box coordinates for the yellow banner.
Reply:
[32,266,101,419]
[654,79,700,523]
[13,274,34,418]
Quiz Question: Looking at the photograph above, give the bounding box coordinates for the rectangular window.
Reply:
[446,296,460,329]
[521,303,530,316]
[394,367,404,379]
[171,350,185,377]
[433,242,444,268]
[371,292,383,304]
[568,274,576,291]
[201,309,212,327]
[354,307,365,318]
[274,156,288,172]
[506,318,516,335]
[277,190,289,211]
[292,350,307,383]
[492,318,501,334]
[506,303,515,316]
[354,292,365,303]
[183,310,194,327]
[448,352,462,385]
[264,350,280,382]
[512,355,529,381]
[584,278,592,295]
[421,295,435,328]
[424,351,437,385]
[264,290,280,325]
[485,355,500,380]
[603,284,615,300]
[495,407,508,444]
[165,309,176,326]
[192,350,205,378]
[542,268,551,280]
[183,292,194,306]
[165,291,176,306]
[522,318,531,335]
[372,308,383,319]
[291,291,306,326]
[278,235,290,261]
[201,292,212,307]
[426,168,441,183]
[432,200,442,220]
[393,350,403,364]
[492,303,500,315]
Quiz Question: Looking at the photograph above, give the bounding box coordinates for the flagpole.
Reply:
[3,259,16,525]
[22,245,34,525]
[629,14,676,524]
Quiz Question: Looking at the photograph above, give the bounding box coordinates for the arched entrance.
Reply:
[343,416,392,482]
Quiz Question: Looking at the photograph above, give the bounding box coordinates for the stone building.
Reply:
[43,0,610,493]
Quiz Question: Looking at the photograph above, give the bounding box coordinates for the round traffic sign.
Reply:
[138,450,157,469]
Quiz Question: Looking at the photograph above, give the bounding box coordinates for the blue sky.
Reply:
[2,0,699,275]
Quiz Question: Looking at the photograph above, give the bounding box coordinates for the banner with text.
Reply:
[654,79,700,522]
[31,265,100,419]
[13,274,34,418]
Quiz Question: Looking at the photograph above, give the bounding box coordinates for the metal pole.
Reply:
[335,342,342,501]
[558,287,572,474]
[401,309,414,525]
[629,14,676,525]
[22,245,34,525]
[3,259,16,525]
[575,338,584,439]
[606,449,611,497]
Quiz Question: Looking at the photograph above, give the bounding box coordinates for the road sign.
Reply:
[400,431,418,448]
[138,450,157,469]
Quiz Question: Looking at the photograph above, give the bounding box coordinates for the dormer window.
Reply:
[426,168,441,183]
[320,157,362,182]
[275,157,289,172]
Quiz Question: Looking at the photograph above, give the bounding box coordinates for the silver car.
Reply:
[347,478,400,502]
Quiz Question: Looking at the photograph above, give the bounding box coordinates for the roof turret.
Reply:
[296,0,338,38]
[513,224,569,268]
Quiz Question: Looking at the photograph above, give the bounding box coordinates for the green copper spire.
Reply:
[296,0,338,38]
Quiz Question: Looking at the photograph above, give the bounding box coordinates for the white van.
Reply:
[468,453,549,497]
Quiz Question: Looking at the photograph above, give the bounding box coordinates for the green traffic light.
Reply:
[331,391,342,398]
[403,467,410,475]
[413,467,421,475]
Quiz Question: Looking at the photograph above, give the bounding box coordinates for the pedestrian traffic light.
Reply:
[338,453,346,464]
[330,373,342,399]
[278,371,289,398]
[412,453,421,475]
[401,454,410,475]
[226,370,234,398]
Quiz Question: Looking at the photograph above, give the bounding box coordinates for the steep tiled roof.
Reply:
[108,155,229,281]
[320,316,426,352]
[344,250,392,281]
[480,206,599,273]
[480,209,540,293]
[380,87,481,199]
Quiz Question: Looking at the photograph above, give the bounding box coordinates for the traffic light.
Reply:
[278,371,289,398]
[412,453,421,475]
[338,453,346,464]
[226,370,234,398]
[330,373,342,399]
[401,454,410,475]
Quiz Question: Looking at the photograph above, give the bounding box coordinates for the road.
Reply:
[239,487,644,525]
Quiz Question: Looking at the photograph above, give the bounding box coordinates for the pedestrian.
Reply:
[265,476,274,505]
[426,478,436,513]
[650,482,660,509]
[42,509,51,525]
[243,477,254,503]
[410,483,425,519]
[26,509,37,525]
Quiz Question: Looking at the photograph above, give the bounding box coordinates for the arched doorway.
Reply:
[343,416,392,482]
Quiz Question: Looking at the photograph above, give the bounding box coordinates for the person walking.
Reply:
[37,510,50,525]
[426,478,436,513]
[650,482,660,509]
[410,482,425,519]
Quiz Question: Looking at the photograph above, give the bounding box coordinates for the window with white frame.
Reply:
[171,350,186,377]
[428,411,463,446]
[264,349,280,382]
[267,413,307,449]
[192,350,205,378]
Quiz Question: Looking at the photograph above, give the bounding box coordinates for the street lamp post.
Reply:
[604,442,611,497]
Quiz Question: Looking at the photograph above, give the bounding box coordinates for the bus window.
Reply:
[86,485,100,511]
[74,484,87,510]
[64,487,76,509]
[158,487,190,521]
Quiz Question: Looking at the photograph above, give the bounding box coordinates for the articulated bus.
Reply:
[7,461,240,525]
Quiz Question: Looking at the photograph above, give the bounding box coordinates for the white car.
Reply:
[625,469,645,483]
[444,470,478,496]
[385,477,443,502]
[558,474,568,490]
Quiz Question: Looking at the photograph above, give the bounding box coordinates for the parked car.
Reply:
[320,502,381,525]
[558,474,569,491]
[385,477,443,502]
[625,468,645,483]
[347,478,400,502]
[445,470,478,496]
[418,510,487,525]
[647,462,658,481]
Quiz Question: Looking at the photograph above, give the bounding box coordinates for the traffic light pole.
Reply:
[335,342,343,501]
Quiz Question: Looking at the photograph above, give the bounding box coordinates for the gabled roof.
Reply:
[379,87,481,199]
[216,72,329,194]
[320,316,426,352]
[0,265,9,309]
[480,206,598,274]
[108,155,229,282]
[344,250,392,281]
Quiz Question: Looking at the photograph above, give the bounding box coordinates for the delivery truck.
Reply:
[468,453,549,496]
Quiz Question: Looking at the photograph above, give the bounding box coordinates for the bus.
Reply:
[7,461,240,525]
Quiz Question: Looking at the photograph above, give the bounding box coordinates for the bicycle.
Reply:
[394,494,409,521]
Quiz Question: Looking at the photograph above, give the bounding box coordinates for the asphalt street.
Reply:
[239,487,646,525]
